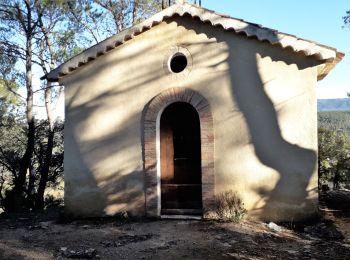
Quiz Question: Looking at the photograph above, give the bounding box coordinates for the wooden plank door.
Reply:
[160,102,202,215]
[160,124,174,183]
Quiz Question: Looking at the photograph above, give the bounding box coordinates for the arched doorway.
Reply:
[143,87,214,218]
[160,102,202,215]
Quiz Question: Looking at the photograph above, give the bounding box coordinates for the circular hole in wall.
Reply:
[169,53,188,73]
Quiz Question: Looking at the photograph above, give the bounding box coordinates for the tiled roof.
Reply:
[44,3,344,81]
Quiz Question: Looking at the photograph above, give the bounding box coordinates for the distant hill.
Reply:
[318,111,350,136]
[317,98,350,112]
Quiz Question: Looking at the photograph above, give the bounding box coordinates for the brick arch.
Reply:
[143,87,215,217]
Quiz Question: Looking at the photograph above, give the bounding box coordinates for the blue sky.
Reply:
[203,0,350,99]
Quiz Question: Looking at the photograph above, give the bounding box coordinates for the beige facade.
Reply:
[48,4,343,222]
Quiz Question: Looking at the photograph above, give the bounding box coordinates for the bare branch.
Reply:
[15,2,28,34]
[68,3,101,43]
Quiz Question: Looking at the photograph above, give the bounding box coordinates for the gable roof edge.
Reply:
[43,3,344,82]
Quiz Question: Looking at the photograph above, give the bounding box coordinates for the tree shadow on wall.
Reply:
[174,16,320,221]
[63,15,322,220]
[63,24,207,217]
[226,37,319,221]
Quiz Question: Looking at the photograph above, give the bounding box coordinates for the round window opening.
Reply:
[169,53,188,73]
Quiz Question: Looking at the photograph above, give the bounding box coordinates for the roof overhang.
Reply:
[42,3,344,82]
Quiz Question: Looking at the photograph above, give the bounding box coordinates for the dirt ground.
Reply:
[0,210,349,260]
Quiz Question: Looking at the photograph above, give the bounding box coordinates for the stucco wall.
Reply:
[61,16,320,221]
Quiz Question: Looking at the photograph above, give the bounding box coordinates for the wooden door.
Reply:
[160,102,202,215]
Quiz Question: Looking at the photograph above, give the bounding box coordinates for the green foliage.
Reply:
[318,111,350,136]
[318,128,350,190]
[0,79,18,116]
[0,51,21,116]
[0,114,26,201]
[212,190,247,222]
[0,118,63,209]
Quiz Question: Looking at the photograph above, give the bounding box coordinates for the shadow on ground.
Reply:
[0,209,349,260]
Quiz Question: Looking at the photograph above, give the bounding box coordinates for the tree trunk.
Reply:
[132,0,138,25]
[3,1,35,212]
[35,84,55,209]
[26,164,36,209]
[34,9,60,209]
[17,31,34,193]
[35,129,54,209]
[333,168,340,190]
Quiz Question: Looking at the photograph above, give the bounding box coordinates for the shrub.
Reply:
[44,194,63,209]
[318,128,350,190]
[212,190,247,222]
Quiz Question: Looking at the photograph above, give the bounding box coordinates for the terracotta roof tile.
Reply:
[43,3,344,82]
